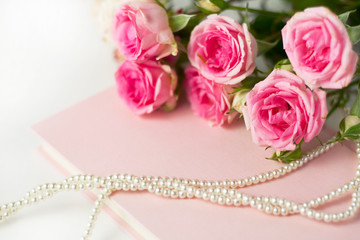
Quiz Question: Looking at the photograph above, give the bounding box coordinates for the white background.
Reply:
[0,0,133,239]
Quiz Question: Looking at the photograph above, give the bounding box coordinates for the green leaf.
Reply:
[339,117,346,133]
[338,9,357,24]
[209,0,229,9]
[169,14,195,32]
[274,59,291,69]
[244,2,249,27]
[154,0,166,10]
[194,3,214,14]
[345,24,360,45]
[267,139,303,163]
[231,76,263,94]
[267,147,302,163]
[337,116,360,142]
[350,83,360,117]
[256,39,280,56]
[344,123,360,135]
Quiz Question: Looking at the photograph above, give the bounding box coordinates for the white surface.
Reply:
[0,0,133,239]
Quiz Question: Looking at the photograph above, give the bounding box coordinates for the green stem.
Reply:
[228,5,291,17]
[327,91,344,119]
[262,32,281,42]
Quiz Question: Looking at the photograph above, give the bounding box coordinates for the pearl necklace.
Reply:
[1,139,360,240]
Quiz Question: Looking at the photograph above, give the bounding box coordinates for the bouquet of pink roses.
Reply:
[93,0,360,162]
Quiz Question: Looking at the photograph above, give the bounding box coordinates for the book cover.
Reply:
[33,86,360,240]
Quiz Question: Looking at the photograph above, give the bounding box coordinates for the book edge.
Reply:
[38,143,159,240]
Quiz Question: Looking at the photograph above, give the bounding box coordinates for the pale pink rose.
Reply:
[92,0,125,45]
[282,7,358,89]
[188,14,257,85]
[245,69,327,151]
[115,60,177,115]
[112,0,177,61]
[185,67,234,126]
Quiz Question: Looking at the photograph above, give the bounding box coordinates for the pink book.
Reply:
[33,87,360,240]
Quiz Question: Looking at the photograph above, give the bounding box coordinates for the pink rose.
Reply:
[188,14,257,85]
[112,0,177,61]
[245,69,327,151]
[282,7,358,89]
[185,67,234,126]
[115,60,177,114]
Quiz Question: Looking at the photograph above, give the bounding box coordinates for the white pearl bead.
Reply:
[324,214,332,222]
[202,192,209,200]
[272,170,280,178]
[148,184,155,192]
[221,188,228,195]
[258,174,266,182]
[280,208,288,216]
[315,212,323,220]
[332,214,340,222]
[256,196,263,202]
[155,187,163,195]
[195,189,202,198]
[302,156,309,163]
[252,176,260,184]
[265,204,273,214]
[283,165,291,173]
[289,162,297,170]
[171,190,179,198]
[210,194,218,203]
[228,189,235,196]
[235,192,242,199]
[244,178,252,186]
[218,196,225,205]
[242,196,250,205]
[257,203,265,211]
[278,168,286,176]
[307,210,314,218]
[299,207,307,215]
[179,191,186,199]
[285,200,292,208]
[122,183,130,191]
[130,184,137,191]
[103,188,111,195]
[292,204,299,213]
[225,197,233,206]
[162,189,170,197]
[309,199,319,207]
[98,194,105,200]
[238,180,245,187]
[273,206,280,215]
[250,199,257,208]
[94,200,102,207]
[233,199,241,206]
[270,197,277,205]
[265,172,273,180]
